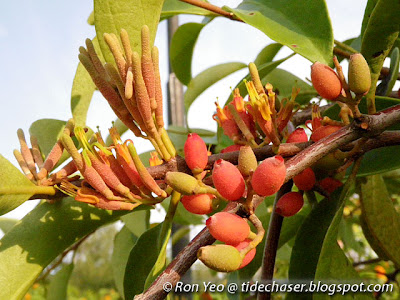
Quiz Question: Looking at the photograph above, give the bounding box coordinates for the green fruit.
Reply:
[165,172,199,195]
[197,245,242,272]
[348,53,371,95]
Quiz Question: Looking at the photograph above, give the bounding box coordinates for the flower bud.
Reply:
[197,245,242,272]
[286,128,308,143]
[212,159,245,201]
[206,212,250,245]
[233,239,256,269]
[348,53,371,95]
[276,192,304,217]
[165,172,199,195]
[310,125,342,142]
[238,145,258,176]
[181,194,214,215]
[251,156,286,196]
[311,62,342,100]
[293,167,316,191]
[184,133,208,172]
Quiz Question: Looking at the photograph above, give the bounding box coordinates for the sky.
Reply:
[0,0,367,219]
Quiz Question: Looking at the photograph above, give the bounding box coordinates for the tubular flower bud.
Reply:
[286,128,308,143]
[206,212,250,245]
[212,159,245,201]
[293,167,316,191]
[213,102,240,140]
[181,194,214,215]
[276,87,300,132]
[348,53,371,95]
[252,156,286,196]
[311,62,342,100]
[238,145,258,176]
[276,192,304,217]
[149,151,163,166]
[184,133,208,173]
[197,245,242,272]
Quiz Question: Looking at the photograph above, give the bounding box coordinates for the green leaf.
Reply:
[360,175,400,268]
[361,0,379,38]
[94,0,164,64]
[254,43,283,66]
[46,263,74,300]
[170,22,206,85]
[361,0,400,111]
[376,47,399,96]
[0,155,37,216]
[262,68,317,105]
[227,0,333,64]
[29,119,67,158]
[0,217,18,234]
[121,209,150,237]
[184,62,247,113]
[112,226,140,299]
[123,223,163,299]
[226,56,292,104]
[287,191,342,300]
[0,198,136,300]
[161,0,216,20]
[71,37,103,127]
[357,146,400,177]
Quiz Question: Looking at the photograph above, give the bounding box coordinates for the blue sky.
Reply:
[0,0,366,218]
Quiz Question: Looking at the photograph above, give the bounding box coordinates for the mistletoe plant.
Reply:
[0,0,400,300]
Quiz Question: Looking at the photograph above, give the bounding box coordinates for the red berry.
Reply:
[184,133,208,172]
[319,177,343,194]
[212,159,245,201]
[206,212,250,245]
[233,239,256,269]
[221,144,242,153]
[293,167,316,191]
[251,156,286,196]
[181,194,214,215]
[286,128,308,143]
[310,125,342,142]
[276,192,304,217]
[311,62,342,100]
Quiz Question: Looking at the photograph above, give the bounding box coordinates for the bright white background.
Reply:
[0,0,367,219]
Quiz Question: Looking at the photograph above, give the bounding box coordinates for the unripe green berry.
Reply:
[238,145,258,176]
[206,212,250,245]
[311,62,342,100]
[313,150,346,171]
[184,133,208,173]
[197,244,242,272]
[348,53,371,95]
[251,155,286,196]
[212,159,245,201]
[181,194,214,215]
[276,192,304,217]
[165,172,199,195]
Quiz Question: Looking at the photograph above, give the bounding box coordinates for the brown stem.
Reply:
[258,181,293,300]
[353,258,382,267]
[179,0,242,21]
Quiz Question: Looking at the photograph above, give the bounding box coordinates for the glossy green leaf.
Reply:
[71,37,103,127]
[46,263,74,300]
[0,217,18,234]
[360,175,400,267]
[94,0,164,64]
[262,68,317,105]
[123,223,163,299]
[170,22,206,85]
[361,0,378,38]
[361,0,400,111]
[0,197,136,300]
[376,47,399,96]
[254,43,283,66]
[356,146,400,177]
[226,56,292,104]
[0,155,37,216]
[184,62,247,113]
[121,210,150,237]
[227,0,333,64]
[29,119,67,158]
[112,226,140,299]
[161,0,216,20]
[287,191,342,300]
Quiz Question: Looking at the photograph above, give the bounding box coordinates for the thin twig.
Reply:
[179,0,242,21]
[353,258,382,267]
